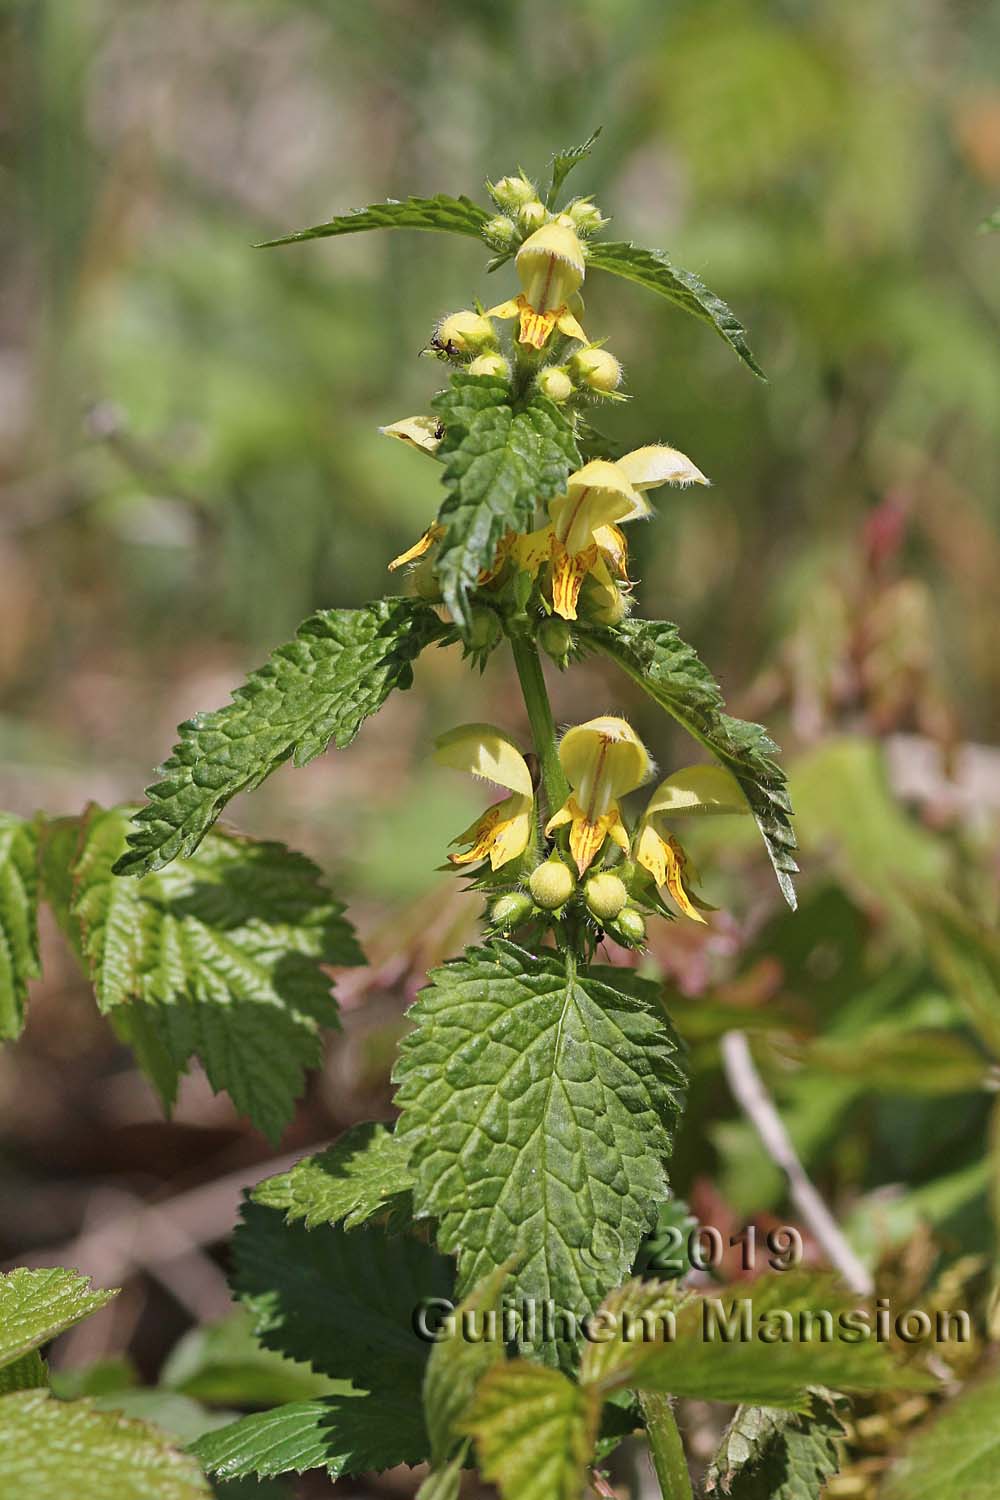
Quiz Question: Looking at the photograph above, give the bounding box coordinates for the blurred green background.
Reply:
[2,6,1000,1487]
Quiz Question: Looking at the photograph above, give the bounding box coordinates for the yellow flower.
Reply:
[486,222,589,350]
[434,724,535,870]
[509,444,709,620]
[378,417,445,571]
[634,764,748,923]
[546,716,652,874]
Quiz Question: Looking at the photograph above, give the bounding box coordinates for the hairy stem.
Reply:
[509,632,569,814]
[640,1393,693,1500]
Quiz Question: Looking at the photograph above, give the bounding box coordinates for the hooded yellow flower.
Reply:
[486,222,589,350]
[378,417,445,571]
[546,716,652,874]
[510,444,709,620]
[434,724,535,870]
[634,764,748,923]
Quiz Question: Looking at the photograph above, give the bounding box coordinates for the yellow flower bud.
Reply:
[529,856,576,910]
[566,198,608,235]
[584,871,628,922]
[468,352,510,379]
[518,200,548,233]
[483,214,518,252]
[571,347,623,394]
[488,173,538,211]
[614,907,646,946]
[436,310,498,355]
[516,223,586,314]
[491,891,534,930]
[537,365,573,403]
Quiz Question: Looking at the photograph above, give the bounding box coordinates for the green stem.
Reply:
[640,1393,693,1500]
[509,632,569,814]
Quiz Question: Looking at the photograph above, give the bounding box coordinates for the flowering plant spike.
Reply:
[69,138,834,1496]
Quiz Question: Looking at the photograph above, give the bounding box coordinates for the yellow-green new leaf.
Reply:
[0,1268,118,1370]
[882,1369,1000,1500]
[424,1261,515,1463]
[462,1362,599,1500]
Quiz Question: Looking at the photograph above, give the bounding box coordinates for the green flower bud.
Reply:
[468,352,510,379]
[571,347,623,394]
[529,856,576,910]
[483,214,518,251]
[537,365,573,403]
[467,606,502,651]
[518,200,548,233]
[614,907,646,945]
[578,574,628,626]
[488,173,538,211]
[566,197,608,235]
[436,310,498,355]
[538,615,572,666]
[584,871,628,922]
[490,891,534,930]
[411,555,443,602]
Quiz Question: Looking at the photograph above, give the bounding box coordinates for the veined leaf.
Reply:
[192,1390,427,1481]
[461,1362,599,1500]
[882,1368,1000,1500]
[0,813,41,1041]
[393,941,685,1364]
[579,617,797,908]
[423,1262,513,1464]
[546,127,602,207]
[161,1309,340,1407]
[0,1350,48,1393]
[115,598,448,877]
[253,1121,414,1232]
[0,1267,117,1370]
[578,1279,683,1392]
[231,1200,453,1394]
[431,373,580,631]
[600,1272,933,1407]
[706,1396,845,1499]
[257,194,490,249]
[586,240,765,377]
[0,1389,210,1500]
[71,807,361,1142]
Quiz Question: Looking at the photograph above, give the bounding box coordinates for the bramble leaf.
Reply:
[161,1309,340,1407]
[546,128,602,207]
[71,807,361,1141]
[231,1200,453,1394]
[0,1267,117,1370]
[393,941,685,1364]
[0,813,41,1041]
[253,1121,414,1232]
[580,617,797,907]
[706,1396,845,1499]
[461,1362,599,1500]
[115,598,448,877]
[192,1390,427,1481]
[599,1272,933,1407]
[257,194,490,249]
[882,1368,1000,1500]
[431,373,580,631]
[0,1389,210,1500]
[586,240,765,377]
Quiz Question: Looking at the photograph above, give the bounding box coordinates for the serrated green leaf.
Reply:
[416,1450,465,1500]
[0,1267,118,1369]
[192,1389,427,1480]
[601,1272,934,1407]
[393,941,685,1364]
[0,1349,47,1393]
[116,598,448,877]
[586,240,765,377]
[424,1261,513,1463]
[882,1368,1000,1500]
[431,374,580,630]
[0,1389,210,1500]
[253,1121,414,1232]
[232,1200,453,1395]
[462,1362,599,1500]
[0,813,41,1041]
[161,1309,340,1407]
[578,1279,683,1392]
[706,1396,844,1499]
[72,807,361,1141]
[257,193,490,249]
[579,617,797,908]
[546,128,602,207]
[92,1390,232,1446]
